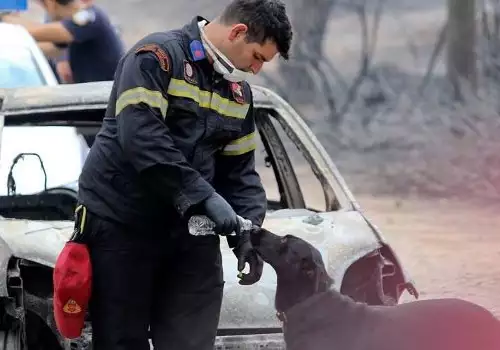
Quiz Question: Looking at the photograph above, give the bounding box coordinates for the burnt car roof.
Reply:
[0,81,276,117]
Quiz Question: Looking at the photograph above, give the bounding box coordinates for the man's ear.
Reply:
[229,23,248,41]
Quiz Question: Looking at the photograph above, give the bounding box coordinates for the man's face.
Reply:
[222,24,279,75]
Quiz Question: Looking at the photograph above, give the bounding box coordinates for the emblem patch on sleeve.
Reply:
[183,60,197,85]
[135,44,170,72]
[231,82,245,104]
[189,40,206,61]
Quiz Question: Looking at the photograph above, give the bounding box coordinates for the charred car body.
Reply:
[0,82,418,349]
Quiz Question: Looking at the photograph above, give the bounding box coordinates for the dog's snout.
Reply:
[251,228,281,247]
[252,228,284,265]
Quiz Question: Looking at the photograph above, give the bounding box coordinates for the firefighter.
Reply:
[0,0,124,83]
[73,0,292,349]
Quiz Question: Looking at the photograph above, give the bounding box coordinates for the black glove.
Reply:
[202,192,240,236]
[227,232,263,285]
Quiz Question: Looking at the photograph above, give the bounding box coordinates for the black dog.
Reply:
[251,228,500,350]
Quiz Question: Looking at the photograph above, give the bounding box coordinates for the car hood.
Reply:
[0,208,386,329]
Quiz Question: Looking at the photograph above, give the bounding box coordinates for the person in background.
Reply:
[38,0,90,83]
[0,0,124,83]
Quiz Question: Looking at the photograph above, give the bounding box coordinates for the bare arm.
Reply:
[1,14,74,43]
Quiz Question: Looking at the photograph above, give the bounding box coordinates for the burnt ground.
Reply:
[22,0,500,318]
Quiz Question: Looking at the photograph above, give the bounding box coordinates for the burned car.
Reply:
[0,82,418,349]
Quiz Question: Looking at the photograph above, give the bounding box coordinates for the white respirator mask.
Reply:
[198,20,254,83]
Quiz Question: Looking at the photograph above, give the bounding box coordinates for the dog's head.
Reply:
[251,227,334,313]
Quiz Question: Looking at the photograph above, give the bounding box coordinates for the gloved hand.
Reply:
[227,232,263,285]
[202,192,240,236]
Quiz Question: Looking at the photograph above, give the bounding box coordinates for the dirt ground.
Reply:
[356,194,500,317]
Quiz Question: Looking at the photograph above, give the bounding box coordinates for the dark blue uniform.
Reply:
[76,16,266,350]
[57,5,124,83]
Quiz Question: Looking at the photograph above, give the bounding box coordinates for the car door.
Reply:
[254,107,307,210]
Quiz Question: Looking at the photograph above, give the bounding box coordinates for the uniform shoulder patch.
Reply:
[135,44,170,73]
[72,9,96,26]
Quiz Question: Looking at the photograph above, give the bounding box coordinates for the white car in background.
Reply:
[0,22,58,88]
[0,22,65,196]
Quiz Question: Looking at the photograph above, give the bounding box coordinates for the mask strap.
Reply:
[198,21,235,73]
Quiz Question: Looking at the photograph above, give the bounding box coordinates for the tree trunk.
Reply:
[446,0,477,99]
[278,0,336,104]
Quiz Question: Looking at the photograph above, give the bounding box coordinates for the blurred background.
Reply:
[25,0,500,200]
[21,0,500,314]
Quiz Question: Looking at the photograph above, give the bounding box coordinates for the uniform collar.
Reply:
[183,15,209,62]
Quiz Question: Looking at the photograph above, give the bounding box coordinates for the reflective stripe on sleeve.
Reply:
[221,131,257,156]
[115,87,169,118]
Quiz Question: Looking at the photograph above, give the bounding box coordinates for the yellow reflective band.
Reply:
[74,204,86,233]
[115,87,169,118]
[167,78,249,119]
[221,131,257,156]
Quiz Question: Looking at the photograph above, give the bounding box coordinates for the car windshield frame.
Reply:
[0,45,47,88]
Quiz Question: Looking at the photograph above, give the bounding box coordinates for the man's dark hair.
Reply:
[55,0,74,5]
[219,0,293,60]
[38,0,74,5]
